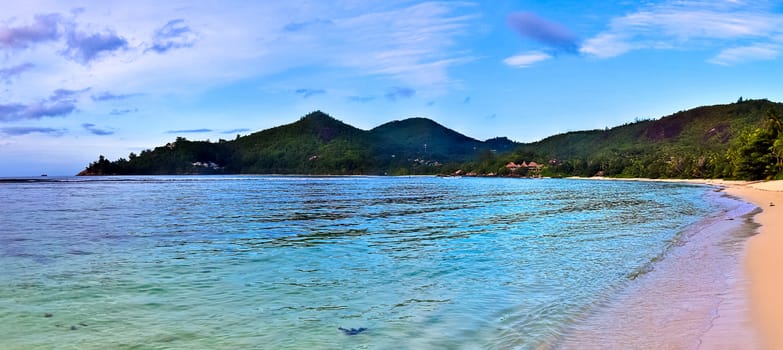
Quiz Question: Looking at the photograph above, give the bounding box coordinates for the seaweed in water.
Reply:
[338,327,367,335]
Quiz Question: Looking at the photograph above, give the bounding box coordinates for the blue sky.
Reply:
[1,0,782,176]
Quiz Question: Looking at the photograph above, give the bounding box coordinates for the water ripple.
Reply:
[0,176,718,349]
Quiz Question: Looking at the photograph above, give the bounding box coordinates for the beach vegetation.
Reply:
[80,100,783,180]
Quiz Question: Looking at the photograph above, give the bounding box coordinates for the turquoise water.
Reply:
[0,176,720,349]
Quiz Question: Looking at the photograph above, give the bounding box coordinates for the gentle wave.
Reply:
[0,176,730,349]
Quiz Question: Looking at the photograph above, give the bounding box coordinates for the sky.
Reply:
[1,0,783,176]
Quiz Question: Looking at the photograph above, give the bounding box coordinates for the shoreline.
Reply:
[723,181,783,350]
[569,177,783,349]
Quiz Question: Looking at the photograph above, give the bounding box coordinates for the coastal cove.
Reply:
[570,177,783,349]
[4,3,783,349]
[0,176,770,349]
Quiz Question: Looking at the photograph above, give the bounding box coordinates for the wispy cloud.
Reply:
[222,128,251,134]
[82,123,113,135]
[507,12,579,53]
[0,13,62,49]
[709,43,780,65]
[580,1,783,60]
[50,88,90,101]
[579,34,631,58]
[295,88,326,98]
[148,19,198,53]
[64,29,128,63]
[385,86,415,101]
[323,2,478,86]
[0,2,481,121]
[165,128,213,134]
[0,87,89,122]
[109,108,139,115]
[0,63,35,82]
[503,51,552,68]
[0,101,77,122]
[91,91,140,101]
[1,126,66,136]
[2,12,128,64]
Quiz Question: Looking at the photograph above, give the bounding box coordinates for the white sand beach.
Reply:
[723,181,783,350]
[563,178,783,349]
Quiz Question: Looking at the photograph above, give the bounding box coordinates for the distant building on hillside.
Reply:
[505,160,544,177]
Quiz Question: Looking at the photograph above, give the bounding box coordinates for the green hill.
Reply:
[80,100,783,179]
[369,117,516,167]
[505,99,783,179]
[228,111,375,174]
[80,111,514,176]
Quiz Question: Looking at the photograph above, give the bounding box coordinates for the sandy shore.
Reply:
[570,177,783,349]
[655,179,783,349]
[722,181,783,350]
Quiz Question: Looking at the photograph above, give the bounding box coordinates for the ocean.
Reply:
[0,176,756,349]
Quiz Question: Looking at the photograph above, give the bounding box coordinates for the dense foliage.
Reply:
[82,100,783,180]
[456,99,783,180]
[81,111,510,176]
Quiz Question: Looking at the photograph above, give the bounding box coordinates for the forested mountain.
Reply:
[80,99,783,180]
[502,99,783,179]
[80,111,510,176]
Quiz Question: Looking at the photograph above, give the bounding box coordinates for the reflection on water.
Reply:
[0,176,742,349]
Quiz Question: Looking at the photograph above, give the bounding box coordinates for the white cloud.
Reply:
[0,1,479,114]
[579,33,632,58]
[502,51,552,68]
[580,1,783,59]
[709,43,780,65]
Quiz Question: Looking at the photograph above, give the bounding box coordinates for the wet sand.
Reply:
[722,181,783,350]
[556,186,759,349]
[562,179,783,349]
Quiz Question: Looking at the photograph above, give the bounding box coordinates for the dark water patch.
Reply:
[339,327,367,335]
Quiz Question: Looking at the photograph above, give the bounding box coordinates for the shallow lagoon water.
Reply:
[0,176,743,349]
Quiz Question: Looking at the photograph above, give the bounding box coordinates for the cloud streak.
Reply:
[503,51,552,68]
[1,126,66,136]
[222,128,251,134]
[0,63,35,82]
[64,29,128,63]
[507,12,579,52]
[0,101,77,122]
[319,2,478,86]
[82,123,113,135]
[50,88,90,101]
[709,43,780,65]
[148,19,198,53]
[295,88,326,98]
[109,108,139,115]
[0,87,88,122]
[385,87,415,101]
[580,1,783,62]
[0,13,62,49]
[91,91,140,101]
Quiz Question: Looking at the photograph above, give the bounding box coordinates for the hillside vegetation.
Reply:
[509,99,783,179]
[81,99,783,180]
[81,111,509,176]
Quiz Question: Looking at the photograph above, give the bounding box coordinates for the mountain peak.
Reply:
[299,110,335,122]
[292,111,360,142]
